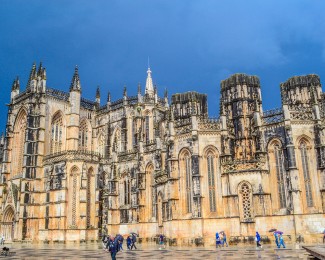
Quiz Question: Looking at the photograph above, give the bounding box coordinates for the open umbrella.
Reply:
[269,228,277,232]
[274,231,283,234]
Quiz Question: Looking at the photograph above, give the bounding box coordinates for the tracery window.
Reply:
[274,145,287,208]
[78,119,88,151]
[145,116,149,144]
[86,168,93,228]
[241,183,252,219]
[132,119,137,146]
[11,110,27,176]
[50,112,63,154]
[70,167,78,227]
[207,154,216,212]
[98,134,105,156]
[185,154,192,213]
[299,141,313,207]
[112,129,121,153]
[124,179,131,205]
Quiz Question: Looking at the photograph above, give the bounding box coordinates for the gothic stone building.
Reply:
[0,63,324,244]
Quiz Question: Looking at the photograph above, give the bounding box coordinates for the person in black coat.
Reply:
[107,237,119,260]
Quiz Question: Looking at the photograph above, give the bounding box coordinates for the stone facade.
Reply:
[0,63,324,244]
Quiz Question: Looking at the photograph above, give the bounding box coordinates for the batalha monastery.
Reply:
[0,63,324,245]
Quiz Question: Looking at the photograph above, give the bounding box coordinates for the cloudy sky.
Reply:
[1,0,325,132]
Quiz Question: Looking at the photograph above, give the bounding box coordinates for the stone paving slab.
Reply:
[302,245,325,260]
[0,246,314,260]
[0,243,320,259]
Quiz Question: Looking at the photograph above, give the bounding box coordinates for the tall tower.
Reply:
[67,66,81,150]
[220,74,263,160]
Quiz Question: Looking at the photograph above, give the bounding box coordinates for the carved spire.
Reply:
[27,62,37,88]
[164,88,168,98]
[138,82,141,94]
[70,66,81,92]
[107,91,111,102]
[96,86,100,99]
[96,86,100,104]
[37,62,46,80]
[123,85,127,97]
[11,77,20,91]
[145,66,154,95]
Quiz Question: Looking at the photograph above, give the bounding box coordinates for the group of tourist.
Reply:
[215,231,228,248]
[102,233,137,260]
[215,231,286,249]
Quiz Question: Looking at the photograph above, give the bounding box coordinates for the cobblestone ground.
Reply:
[0,243,319,259]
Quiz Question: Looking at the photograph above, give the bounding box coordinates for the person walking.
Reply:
[127,235,132,250]
[107,236,119,260]
[130,233,137,250]
[222,232,228,247]
[215,232,222,248]
[116,234,123,251]
[255,232,262,248]
[278,234,286,248]
[323,228,325,244]
[273,232,279,248]
[159,234,165,250]
[0,235,3,245]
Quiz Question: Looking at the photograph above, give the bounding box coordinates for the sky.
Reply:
[1,0,325,133]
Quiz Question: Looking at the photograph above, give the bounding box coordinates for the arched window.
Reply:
[299,141,313,207]
[51,112,63,154]
[86,168,94,228]
[112,129,121,153]
[70,167,79,227]
[11,110,27,176]
[273,143,287,209]
[207,153,216,212]
[145,116,150,144]
[78,119,89,151]
[184,154,192,213]
[98,134,105,156]
[124,179,131,205]
[240,183,252,220]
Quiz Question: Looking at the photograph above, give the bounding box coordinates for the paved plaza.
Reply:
[0,243,322,259]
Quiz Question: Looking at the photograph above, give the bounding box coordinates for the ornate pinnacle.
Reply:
[138,82,141,94]
[11,77,20,91]
[96,86,100,99]
[107,91,111,102]
[164,88,168,98]
[27,62,37,88]
[70,65,81,92]
[123,85,127,96]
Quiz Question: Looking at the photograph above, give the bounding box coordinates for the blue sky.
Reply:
[1,0,325,133]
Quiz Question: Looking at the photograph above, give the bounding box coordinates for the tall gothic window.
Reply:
[124,179,131,205]
[145,116,149,144]
[240,183,252,220]
[299,141,313,207]
[86,168,93,228]
[132,119,137,146]
[274,144,287,208]
[51,112,63,154]
[207,153,216,212]
[184,153,192,213]
[112,129,121,153]
[11,110,27,176]
[78,119,88,151]
[70,167,78,227]
[98,134,105,156]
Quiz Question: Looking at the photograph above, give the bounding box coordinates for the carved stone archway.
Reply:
[2,206,15,241]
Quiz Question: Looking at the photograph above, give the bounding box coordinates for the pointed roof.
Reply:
[27,63,37,88]
[145,66,154,95]
[70,66,81,92]
[96,86,100,99]
[11,77,20,91]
